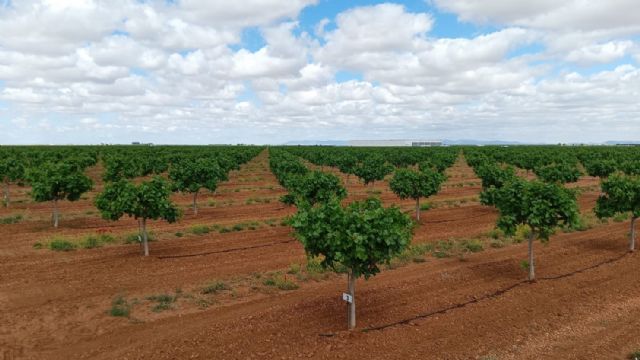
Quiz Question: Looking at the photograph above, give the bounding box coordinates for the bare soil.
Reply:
[1,150,638,359]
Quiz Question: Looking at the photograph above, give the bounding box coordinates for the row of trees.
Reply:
[471,155,640,281]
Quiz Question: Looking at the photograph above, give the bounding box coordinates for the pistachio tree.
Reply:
[353,156,393,186]
[595,174,640,252]
[95,176,180,256]
[28,162,93,228]
[0,157,24,207]
[281,170,347,206]
[169,158,227,215]
[483,179,579,281]
[290,197,413,329]
[389,167,445,221]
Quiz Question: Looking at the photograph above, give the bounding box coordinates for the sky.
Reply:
[0,0,639,145]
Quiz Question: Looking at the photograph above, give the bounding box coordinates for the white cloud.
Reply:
[0,1,639,144]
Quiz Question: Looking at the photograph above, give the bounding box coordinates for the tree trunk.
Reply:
[415,198,421,221]
[630,217,637,252]
[346,174,350,185]
[2,180,9,208]
[142,218,149,256]
[193,191,199,216]
[347,269,356,330]
[528,232,536,282]
[52,200,59,228]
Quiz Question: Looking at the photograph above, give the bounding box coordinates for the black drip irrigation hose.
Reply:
[319,251,632,337]
[156,239,296,259]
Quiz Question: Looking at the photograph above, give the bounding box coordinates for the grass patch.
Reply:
[109,295,131,317]
[49,237,77,252]
[201,280,230,295]
[146,293,176,312]
[190,225,210,235]
[419,202,432,211]
[0,214,23,224]
[175,232,184,237]
[614,213,630,223]
[262,272,299,290]
[628,350,640,360]
[460,239,484,253]
[79,234,116,249]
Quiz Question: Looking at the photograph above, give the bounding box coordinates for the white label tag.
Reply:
[342,293,353,303]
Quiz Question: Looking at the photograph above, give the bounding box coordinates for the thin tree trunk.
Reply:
[193,191,199,216]
[346,173,350,185]
[142,218,149,257]
[348,269,356,330]
[137,219,144,255]
[416,198,420,221]
[2,180,8,208]
[528,232,536,282]
[630,217,636,252]
[52,200,59,228]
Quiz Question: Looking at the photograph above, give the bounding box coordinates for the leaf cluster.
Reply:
[290,197,413,279]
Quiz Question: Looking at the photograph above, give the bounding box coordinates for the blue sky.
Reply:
[0,0,639,144]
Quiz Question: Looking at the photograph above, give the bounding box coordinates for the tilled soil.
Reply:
[1,151,638,359]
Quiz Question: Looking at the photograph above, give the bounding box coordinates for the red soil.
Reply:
[1,150,638,359]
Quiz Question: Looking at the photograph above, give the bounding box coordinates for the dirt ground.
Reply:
[1,150,638,359]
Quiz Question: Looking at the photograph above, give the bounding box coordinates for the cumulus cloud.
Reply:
[0,1,639,144]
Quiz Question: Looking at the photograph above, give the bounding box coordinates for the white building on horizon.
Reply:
[348,139,443,147]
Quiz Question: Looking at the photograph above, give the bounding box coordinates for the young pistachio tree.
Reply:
[595,174,640,252]
[28,162,93,228]
[354,155,393,187]
[389,167,445,221]
[482,178,579,281]
[95,176,180,256]
[336,155,358,184]
[281,170,347,206]
[290,197,413,329]
[169,158,227,215]
[0,157,24,207]
[534,162,582,184]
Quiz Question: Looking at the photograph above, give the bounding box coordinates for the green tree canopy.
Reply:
[0,157,25,207]
[169,158,227,215]
[595,174,640,252]
[389,167,446,221]
[281,170,347,206]
[28,161,93,228]
[95,176,181,256]
[353,156,393,186]
[290,197,413,329]
[534,162,582,184]
[483,178,579,281]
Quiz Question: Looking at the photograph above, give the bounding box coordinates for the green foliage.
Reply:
[109,295,131,317]
[49,238,77,251]
[484,178,579,241]
[583,159,617,178]
[190,225,210,235]
[80,234,116,249]
[262,273,299,290]
[146,293,176,312]
[390,167,445,201]
[474,163,517,190]
[534,162,582,184]
[169,157,227,194]
[0,214,23,224]
[290,197,413,279]
[28,161,93,203]
[354,155,394,185]
[282,170,347,206]
[201,280,230,294]
[460,239,484,253]
[95,176,181,223]
[595,174,640,220]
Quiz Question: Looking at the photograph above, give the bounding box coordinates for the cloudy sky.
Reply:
[0,0,639,144]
